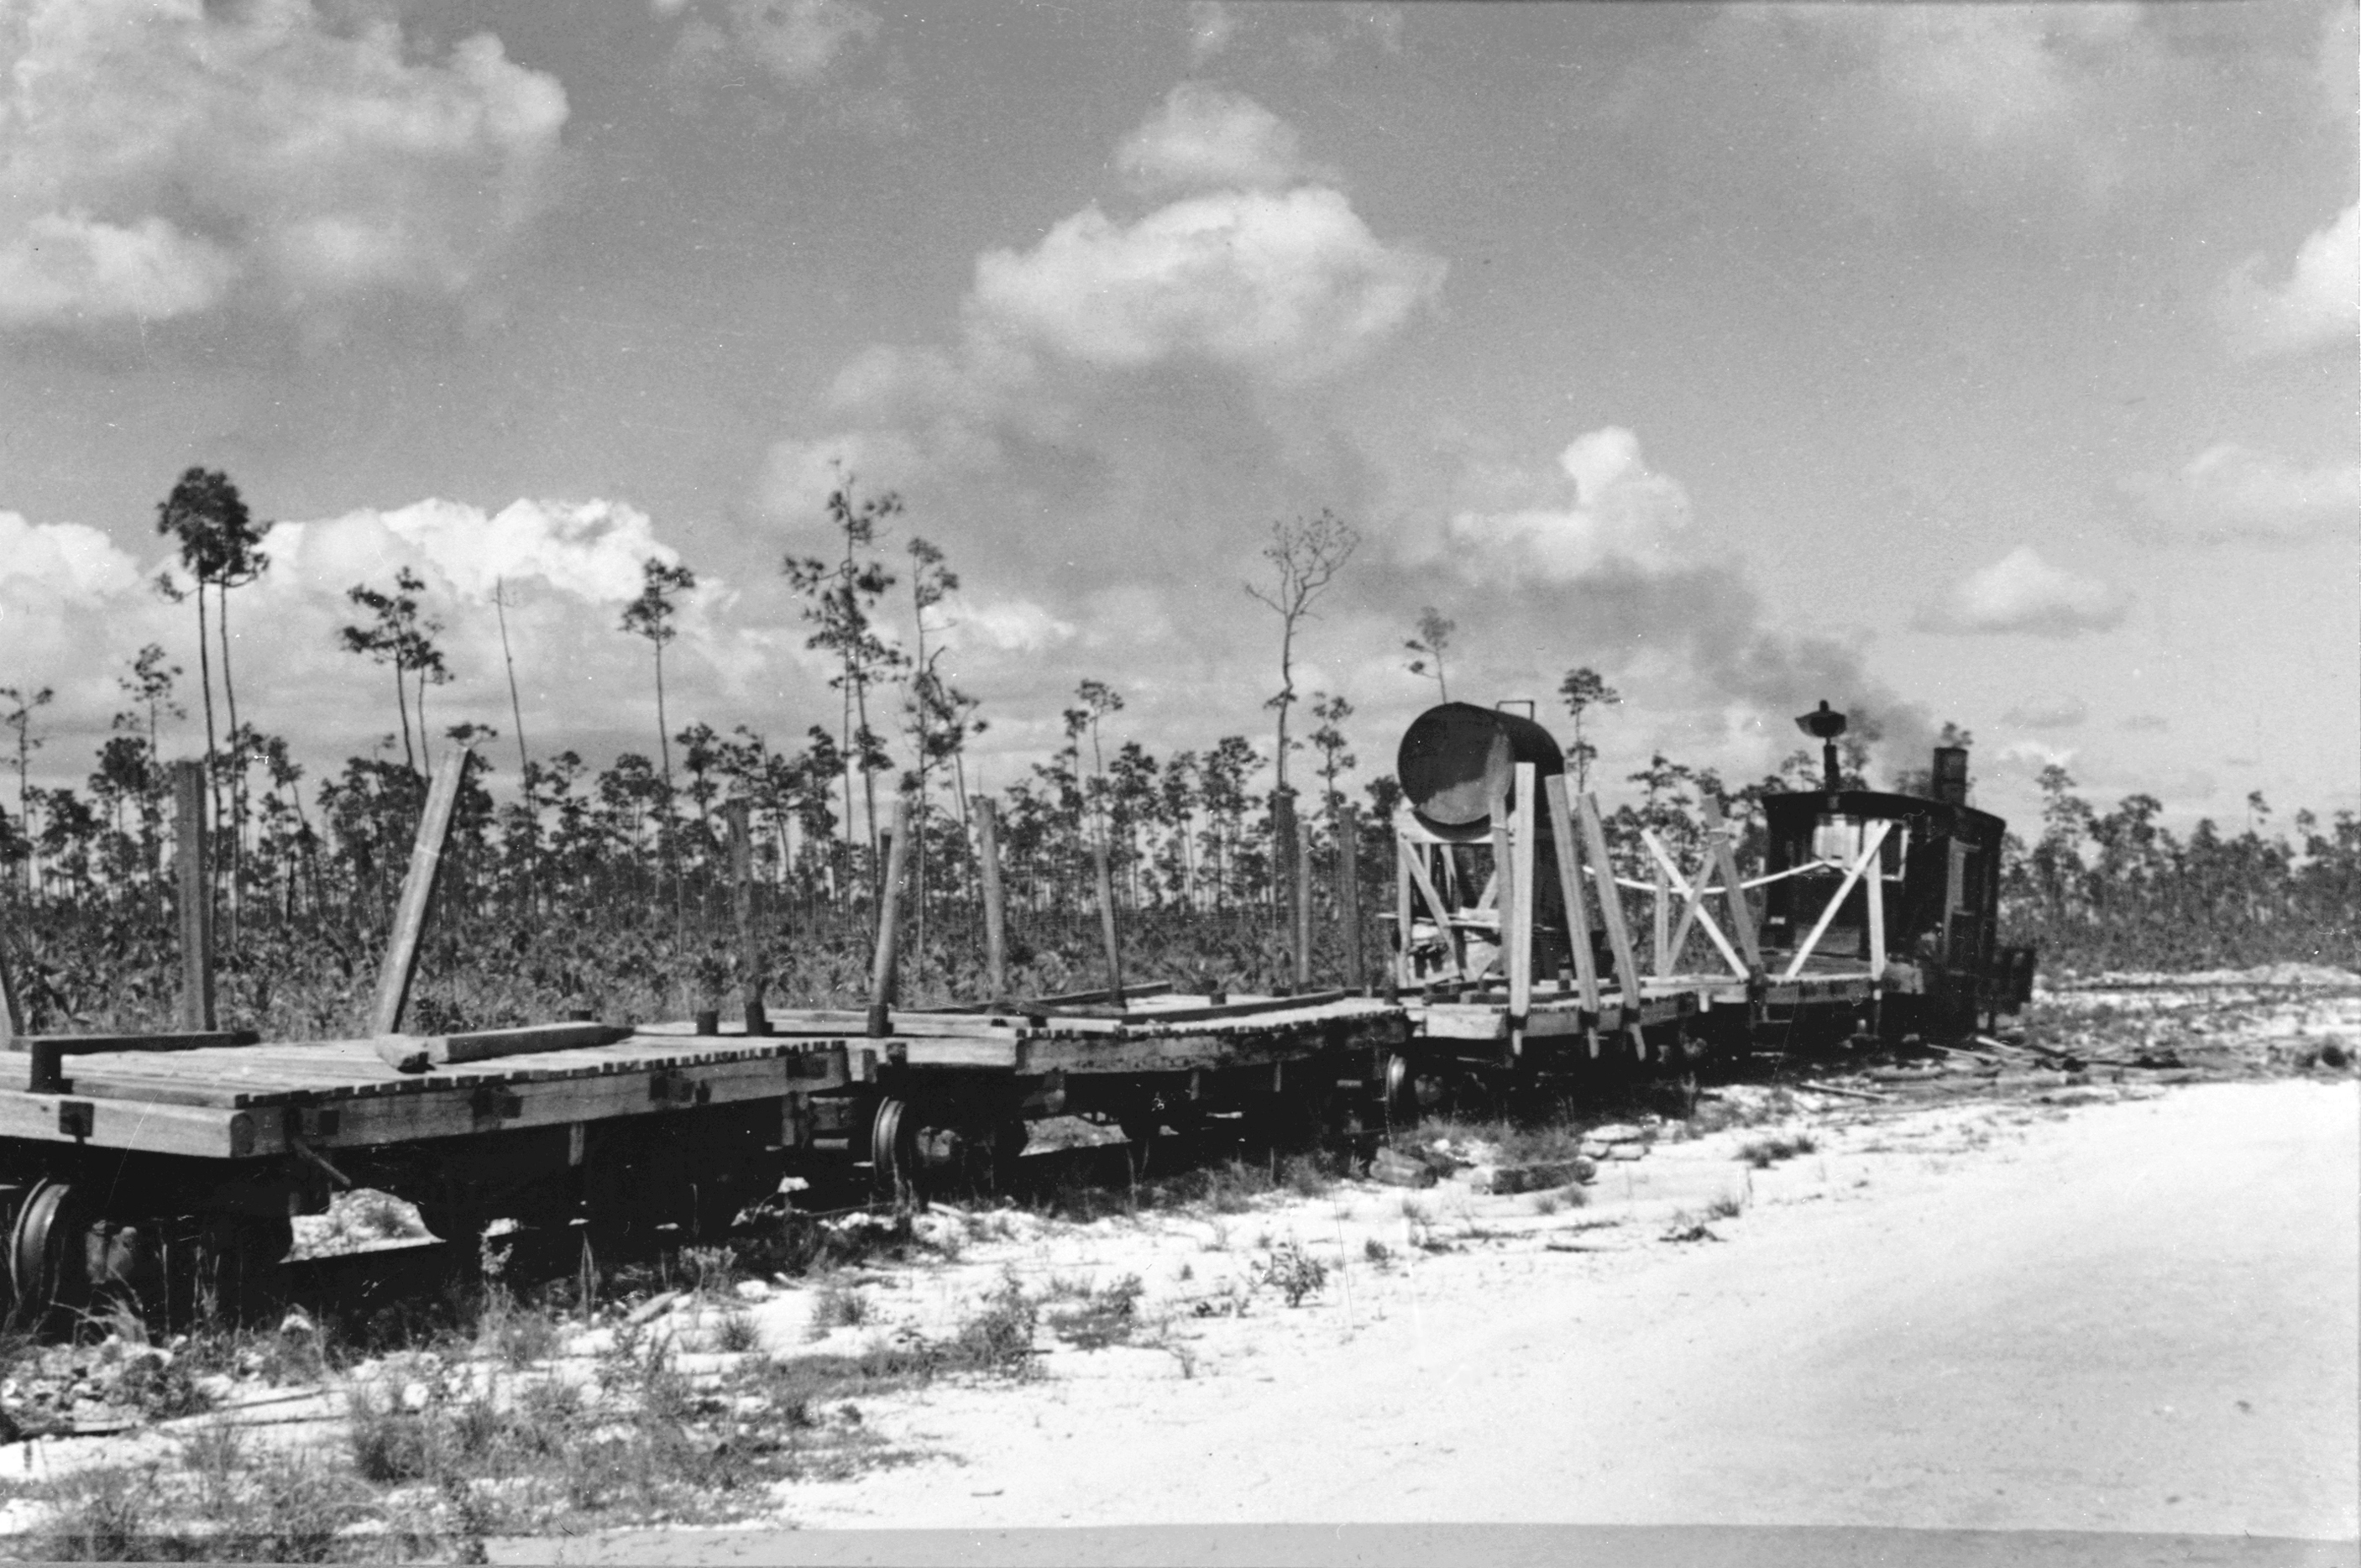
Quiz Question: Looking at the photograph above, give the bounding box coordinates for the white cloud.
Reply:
[2217,201,2359,359]
[667,0,881,89]
[273,499,677,606]
[1434,427,1694,584]
[1915,546,2132,638]
[949,596,1076,654]
[0,0,567,329]
[2121,442,2361,544]
[0,513,145,602]
[1115,84,1330,197]
[970,186,1442,384]
[2002,693,2089,730]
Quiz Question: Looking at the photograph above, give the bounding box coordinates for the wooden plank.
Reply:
[1022,980,1175,1007]
[1392,810,1415,989]
[1699,796,1762,972]
[1542,775,1600,1014]
[976,797,1009,1001]
[867,795,910,1035]
[1866,846,1888,983]
[1652,855,1671,981]
[0,902,23,1042]
[175,760,215,1032]
[306,1053,795,1153]
[374,1021,634,1074]
[1508,763,1535,1048]
[1577,792,1645,1058]
[0,1090,252,1158]
[1781,821,1891,981]
[369,745,473,1037]
[897,1035,1023,1071]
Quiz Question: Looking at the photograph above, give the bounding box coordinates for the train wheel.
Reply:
[9,1179,87,1335]
[870,1098,919,1208]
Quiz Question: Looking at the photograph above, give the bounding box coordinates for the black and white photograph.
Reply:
[0,0,2353,1561]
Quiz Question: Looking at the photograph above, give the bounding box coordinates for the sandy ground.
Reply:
[490,1074,2358,1561]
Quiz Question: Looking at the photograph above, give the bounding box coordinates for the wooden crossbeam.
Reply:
[1782,820,1892,980]
[1640,828,1746,980]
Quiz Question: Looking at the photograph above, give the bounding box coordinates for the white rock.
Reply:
[400,1382,431,1413]
[732,1280,772,1302]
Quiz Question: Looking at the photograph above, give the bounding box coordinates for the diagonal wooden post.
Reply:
[369,746,473,1038]
[1782,820,1892,981]
[1508,763,1536,1053]
[868,796,911,1036]
[175,760,216,1033]
[1542,775,1599,1013]
[1700,795,1762,974]
[1578,792,1647,1058]
[975,797,1009,1002]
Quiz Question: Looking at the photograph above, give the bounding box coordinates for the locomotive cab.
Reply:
[1757,779,2013,1038]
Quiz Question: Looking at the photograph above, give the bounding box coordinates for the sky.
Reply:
[0,0,2354,840]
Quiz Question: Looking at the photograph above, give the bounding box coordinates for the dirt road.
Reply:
[496,1079,2358,1562]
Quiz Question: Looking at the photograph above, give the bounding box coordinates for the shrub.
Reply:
[1251,1241,1328,1308]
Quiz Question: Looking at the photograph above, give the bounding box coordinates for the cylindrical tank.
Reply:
[1395,703,1567,842]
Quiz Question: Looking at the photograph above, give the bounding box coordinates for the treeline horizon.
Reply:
[1,467,2353,1039]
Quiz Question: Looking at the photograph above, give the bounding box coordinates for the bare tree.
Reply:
[621,557,697,809]
[1406,606,1455,703]
[1244,510,1358,797]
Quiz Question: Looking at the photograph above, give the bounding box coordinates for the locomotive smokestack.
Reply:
[1395,702,1567,841]
[1796,700,1848,796]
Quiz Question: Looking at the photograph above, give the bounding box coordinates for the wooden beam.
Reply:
[1542,775,1599,1012]
[1487,773,1512,985]
[976,797,1009,1001]
[1866,845,1887,983]
[174,759,215,1033]
[1092,832,1128,1007]
[1391,817,1415,988]
[1641,829,1746,980]
[1781,820,1891,980]
[368,745,473,1037]
[1338,804,1364,986]
[1577,792,1641,1003]
[1700,795,1762,972]
[726,800,765,1032]
[1508,763,1535,1048]
[868,795,910,1036]
[18,1030,260,1094]
[374,1021,634,1074]
[1652,855,1672,980]
[1292,812,1314,990]
[0,907,23,1042]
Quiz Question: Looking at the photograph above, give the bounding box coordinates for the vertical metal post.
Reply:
[175,759,216,1033]
[369,747,472,1038]
[1092,834,1126,1008]
[975,797,1009,1002]
[867,796,910,1037]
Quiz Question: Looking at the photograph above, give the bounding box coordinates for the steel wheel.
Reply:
[9,1179,86,1333]
[870,1097,919,1206]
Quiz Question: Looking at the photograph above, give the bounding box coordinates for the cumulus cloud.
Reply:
[0,0,565,329]
[2121,443,2360,544]
[1915,547,2132,638]
[0,496,791,789]
[1432,427,1694,584]
[2217,201,2358,358]
[664,0,881,91]
[1115,84,1331,196]
[969,187,1442,384]
[2002,693,2090,730]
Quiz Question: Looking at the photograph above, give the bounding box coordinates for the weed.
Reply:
[713,1307,763,1354]
[1362,1237,1394,1267]
[1531,1190,1562,1216]
[1739,1132,1818,1168]
[1704,1192,1746,1220]
[1279,1155,1333,1199]
[1250,1241,1329,1308]
[806,1282,870,1339]
[945,1273,1037,1376]
[31,1463,151,1560]
[1043,1275,1144,1351]
[108,1347,214,1421]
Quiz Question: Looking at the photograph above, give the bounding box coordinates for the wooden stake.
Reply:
[1293,814,1314,989]
[1488,775,1513,989]
[175,760,216,1033]
[727,800,766,1032]
[1508,763,1536,1049]
[1700,795,1762,973]
[1542,776,1599,1012]
[369,746,472,1038]
[976,797,1009,1002]
[1392,830,1416,989]
[1338,804,1364,986]
[1092,833,1127,1008]
[867,796,910,1036]
[1652,857,1672,980]
[1578,792,1646,1057]
[0,910,24,1042]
